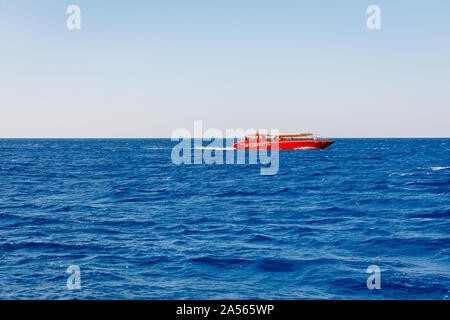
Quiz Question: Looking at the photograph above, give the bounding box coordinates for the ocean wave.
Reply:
[1,138,449,299]
[194,147,235,150]
[256,257,337,272]
[189,257,254,268]
[430,166,450,171]
[0,241,104,253]
[418,166,450,171]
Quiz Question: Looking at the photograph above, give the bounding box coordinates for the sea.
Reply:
[0,138,449,299]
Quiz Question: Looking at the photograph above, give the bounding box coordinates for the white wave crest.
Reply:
[430,166,450,171]
[195,147,235,150]
[417,166,450,171]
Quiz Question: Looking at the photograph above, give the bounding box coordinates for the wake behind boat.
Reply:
[233,133,334,150]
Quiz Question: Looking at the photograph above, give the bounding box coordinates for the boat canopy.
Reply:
[247,133,313,138]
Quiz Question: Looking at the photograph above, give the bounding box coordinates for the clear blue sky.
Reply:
[1,0,449,137]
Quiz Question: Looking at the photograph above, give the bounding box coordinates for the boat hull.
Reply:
[233,139,334,150]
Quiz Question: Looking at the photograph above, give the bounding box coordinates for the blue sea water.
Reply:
[0,138,449,300]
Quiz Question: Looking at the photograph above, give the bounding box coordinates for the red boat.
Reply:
[233,133,334,150]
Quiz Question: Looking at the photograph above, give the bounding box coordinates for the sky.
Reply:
[0,0,449,138]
